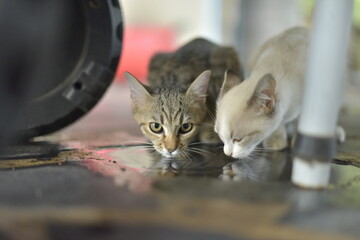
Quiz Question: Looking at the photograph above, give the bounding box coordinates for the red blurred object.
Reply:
[115,26,176,83]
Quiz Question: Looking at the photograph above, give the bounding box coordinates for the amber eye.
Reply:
[179,123,193,134]
[149,122,163,133]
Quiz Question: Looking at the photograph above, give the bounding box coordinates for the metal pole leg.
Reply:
[200,0,223,43]
[292,0,353,188]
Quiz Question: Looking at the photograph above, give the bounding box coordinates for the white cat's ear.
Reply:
[250,74,276,114]
[124,72,151,106]
[218,70,242,100]
[186,70,211,104]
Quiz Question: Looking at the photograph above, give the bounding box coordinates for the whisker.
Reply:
[188,147,212,154]
[187,150,207,157]
[180,151,192,162]
[122,140,153,146]
[255,145,280,152]
[189,147,214,155]
[246,155,255,161]
[127,145,154,150]
[189,142,205,146]
[207,110,216,121]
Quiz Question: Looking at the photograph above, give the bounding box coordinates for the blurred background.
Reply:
[57,0,360,142]
[2,0,359,144]
[116,0,360,81]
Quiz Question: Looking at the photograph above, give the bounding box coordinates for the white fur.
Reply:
[216,27,309,159]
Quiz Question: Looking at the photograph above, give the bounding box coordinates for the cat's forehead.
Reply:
[154,89,186,109]
[150,90,190,123]
[217,103,257,137]
[221,87,249,108]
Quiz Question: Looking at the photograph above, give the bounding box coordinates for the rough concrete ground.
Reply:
[0,84,359,240]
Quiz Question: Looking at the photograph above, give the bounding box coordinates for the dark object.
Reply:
[293,133,336,162]
[0,0,123,142]
[0,142,61,160]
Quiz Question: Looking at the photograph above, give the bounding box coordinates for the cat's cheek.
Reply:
[152,145,163,155]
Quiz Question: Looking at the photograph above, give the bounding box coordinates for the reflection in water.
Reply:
[96,143,292,182]
[221,151,291,182]
[150,144,232,178]
[149,144,292,181]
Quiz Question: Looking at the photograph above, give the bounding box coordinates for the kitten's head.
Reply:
[215,71,279,159]
[125,70,211,158]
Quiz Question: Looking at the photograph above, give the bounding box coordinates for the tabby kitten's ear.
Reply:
[124,72,151,107]
[249,73,276,114]
[218,70,242,100]
[186,70,211,104]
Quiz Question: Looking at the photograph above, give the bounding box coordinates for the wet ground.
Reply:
[0,84,359,240]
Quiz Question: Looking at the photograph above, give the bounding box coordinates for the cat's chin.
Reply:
[162,153,173,158]
[232,153,250,159]
[232,145,256,159]
[158,149,180,158]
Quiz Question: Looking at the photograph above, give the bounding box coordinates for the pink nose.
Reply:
[224,150,232,157]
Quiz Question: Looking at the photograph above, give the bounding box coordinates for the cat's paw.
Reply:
[263,136,288,151]
[221,162,247,181]
[220,161,258,181]
[336,125,346,143]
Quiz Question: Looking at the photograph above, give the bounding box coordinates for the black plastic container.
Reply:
[0,0,123,141]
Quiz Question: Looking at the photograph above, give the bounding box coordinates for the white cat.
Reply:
[215,27,309,159]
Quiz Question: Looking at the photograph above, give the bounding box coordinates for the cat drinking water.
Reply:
[215,27,310,159]
[125,38,242,158]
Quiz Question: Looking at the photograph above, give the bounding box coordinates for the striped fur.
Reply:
[126,38,242,158]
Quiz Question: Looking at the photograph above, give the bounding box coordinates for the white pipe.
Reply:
[292,0,353,188]
[298,0,353,137]
[292,157,332,189]
[200,0,222,44]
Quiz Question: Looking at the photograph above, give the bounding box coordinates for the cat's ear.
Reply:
[186,70,211,104]
[124,72,152,106]
[218,70,242,100]
[249,73,276,114]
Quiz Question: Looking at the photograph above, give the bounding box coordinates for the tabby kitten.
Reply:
[125,38,242,158]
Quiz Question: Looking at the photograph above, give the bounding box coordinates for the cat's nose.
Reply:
[224,151,232,157]
[166,148,179,157]
[167,148,175,153]
[223,144,233,157]
[224,148,233,157]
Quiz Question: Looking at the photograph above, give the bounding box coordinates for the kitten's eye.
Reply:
[149,122,163,133]
[233,138,243,143]
[179,123,193,134]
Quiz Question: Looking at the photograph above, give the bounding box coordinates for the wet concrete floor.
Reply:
[0,84,359,240]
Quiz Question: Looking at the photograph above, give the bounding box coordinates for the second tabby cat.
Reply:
[125,38,242,158]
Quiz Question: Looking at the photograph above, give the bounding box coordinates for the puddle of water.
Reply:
[84,144,293,182]
[76,142,360,197]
